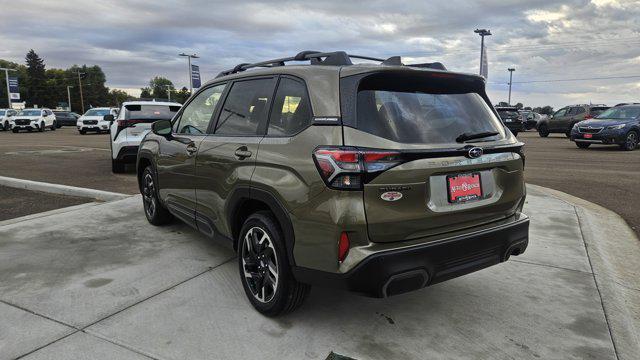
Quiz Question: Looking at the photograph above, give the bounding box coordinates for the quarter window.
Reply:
[268,78,311,136]
[215,78,276,136]
[175,84,225,134]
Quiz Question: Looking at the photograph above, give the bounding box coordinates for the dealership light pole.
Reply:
[0,67,17,108]
[179,53,199,93]
[77,70,85,114]
[474,29,491,76]
[165,84,172,102]
[66,86,73,111]
[507,67,516,105]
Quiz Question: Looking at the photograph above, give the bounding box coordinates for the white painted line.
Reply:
[0,175,131,202]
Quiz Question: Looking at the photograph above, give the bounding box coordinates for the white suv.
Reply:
[11,108,57,132]
[110,101,181,173]
[77,107,118,134]
[0,109,18,131]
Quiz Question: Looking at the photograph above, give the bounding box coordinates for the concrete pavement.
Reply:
[0,185,637,360]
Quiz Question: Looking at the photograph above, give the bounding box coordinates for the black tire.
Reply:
[39,122,44,132]
[51,121,56,131]
[238,211,310,316]
[565,131,571,138]
[141,166,173,225]
[538,124,549,137]
[621,131,638,151]
[12,128,18,133]
[79,129,86,135]
[576,142,590,149]
[2,121,8,131]
[512,131,519,137]
[111,158,126,173]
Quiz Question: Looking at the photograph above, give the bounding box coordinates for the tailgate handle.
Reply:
[234,146,252,159]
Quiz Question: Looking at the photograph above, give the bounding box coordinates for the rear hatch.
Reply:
[116,104,180,140]
[340,69,525,243]
[496,108,522,124]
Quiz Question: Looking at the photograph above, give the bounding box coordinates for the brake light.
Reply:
[338,232,350,262]
[313,147,403,190]
[584,115,593,119]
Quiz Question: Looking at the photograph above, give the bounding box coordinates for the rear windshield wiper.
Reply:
[456,131,499,143]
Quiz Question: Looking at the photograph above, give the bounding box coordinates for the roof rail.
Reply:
[215,51,445,78]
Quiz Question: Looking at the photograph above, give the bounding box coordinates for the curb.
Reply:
[528,184,640,360]
[0,175,131,202]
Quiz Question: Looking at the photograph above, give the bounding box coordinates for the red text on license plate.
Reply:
[447,173,482,203]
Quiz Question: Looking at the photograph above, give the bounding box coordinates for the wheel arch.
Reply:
[227,187,296,266]
[136,151,154,193]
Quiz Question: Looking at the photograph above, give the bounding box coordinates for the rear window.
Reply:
[590,107,609,116]
[357,89,504,144]
[497,110,519,118]
[123,105,180,120]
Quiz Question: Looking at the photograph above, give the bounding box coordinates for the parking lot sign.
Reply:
[9,76,20,101]
[191,65,201,89]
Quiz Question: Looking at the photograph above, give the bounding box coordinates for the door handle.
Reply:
[234,146,252,159]
[186,143,198,156]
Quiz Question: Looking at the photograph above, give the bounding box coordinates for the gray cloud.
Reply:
[1,0,639,107]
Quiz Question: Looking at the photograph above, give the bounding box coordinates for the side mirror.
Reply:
[152,119,172,137]
[103,114,114,122]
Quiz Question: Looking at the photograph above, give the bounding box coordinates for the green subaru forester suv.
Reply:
[137,51,529,316]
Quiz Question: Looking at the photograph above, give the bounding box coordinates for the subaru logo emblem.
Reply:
[467,147,483,159]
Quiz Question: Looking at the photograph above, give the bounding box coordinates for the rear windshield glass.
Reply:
[357,90,504,144]
[596,106,640,119]
[123,105,180,120]
[497,110,519,118]
[84,109,111,116]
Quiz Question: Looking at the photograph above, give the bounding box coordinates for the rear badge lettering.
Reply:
[381,191,403,202]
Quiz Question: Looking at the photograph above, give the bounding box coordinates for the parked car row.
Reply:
[0,108,58,132]
[570,103,640,151]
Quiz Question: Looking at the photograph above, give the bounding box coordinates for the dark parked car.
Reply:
[53,111,80,127]
[519,110,543,130]
[495,106,524,136]
[571,104,640,151]
[538,104,609,137]
[136,51,529,316]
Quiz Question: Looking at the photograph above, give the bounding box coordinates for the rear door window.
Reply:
[215,78,276,136]
[356,89,504,144]
[267,77,312,136]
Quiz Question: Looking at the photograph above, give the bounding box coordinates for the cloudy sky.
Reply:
[1,0,639,108]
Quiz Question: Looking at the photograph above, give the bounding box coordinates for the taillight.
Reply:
[338,232,350,262]
[313,147,403,190]
[584,115,593,119]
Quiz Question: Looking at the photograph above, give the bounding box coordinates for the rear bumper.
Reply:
[292,216,529,297]
[571,131,626,144]
[505,122,524,133]
[115,145,139,163]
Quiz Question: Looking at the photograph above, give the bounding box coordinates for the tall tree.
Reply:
[25,49,46,107]
[108,89,132,107]
[148,76,174,100]
[140,87,152,99]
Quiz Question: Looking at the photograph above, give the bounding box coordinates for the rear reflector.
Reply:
[338,232,350,262]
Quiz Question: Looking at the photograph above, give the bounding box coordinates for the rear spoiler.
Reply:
[407,62,447,71]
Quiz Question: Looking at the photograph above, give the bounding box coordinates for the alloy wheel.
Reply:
[142,172,156,218]
[626,132,638,150]
[241,226,279,303]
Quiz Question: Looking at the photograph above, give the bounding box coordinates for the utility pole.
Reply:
[77,70,85,114]
[474,29,491,76]
[508,68,516,105]
[165,84,172,102]
[179,53,199,93]
[66,86,73,111]
[0,67,17,108]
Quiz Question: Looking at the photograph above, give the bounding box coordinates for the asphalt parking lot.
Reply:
[519,131,640,236]
[0,127,138,195]
[0,186,89,222]
[1,185,637,360]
